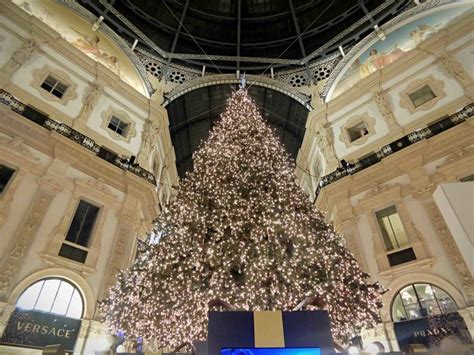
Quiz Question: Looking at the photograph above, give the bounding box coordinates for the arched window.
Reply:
[391,283,457,322]
[16,278,84,319]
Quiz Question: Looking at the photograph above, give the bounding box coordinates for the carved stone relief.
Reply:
[0,38,38,83]
[74,82,103,127]
[137,119,160,167]
[372,89,402,133]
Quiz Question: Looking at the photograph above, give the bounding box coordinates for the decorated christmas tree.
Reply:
[100,89,383,348]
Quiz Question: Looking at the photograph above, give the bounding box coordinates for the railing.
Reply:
[0,89,156,185]
[315,103,474,198]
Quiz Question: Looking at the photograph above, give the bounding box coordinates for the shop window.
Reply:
[0,164,15,195]
[392,283,457,322]
[408,85,436,108]
[347,121,369,142]
[40,75,69,99]
[58,200,100,263]
[107,116,129,137]
[376,205,409,251]
[460,174,474,182]
[16,278,83,319]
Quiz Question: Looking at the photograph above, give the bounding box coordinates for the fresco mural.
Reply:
[12,0,147,95]
[331,6,473,99]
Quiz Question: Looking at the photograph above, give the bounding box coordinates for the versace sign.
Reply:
[0,309,81,352]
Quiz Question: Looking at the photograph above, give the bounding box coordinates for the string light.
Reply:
[100,89,383,349]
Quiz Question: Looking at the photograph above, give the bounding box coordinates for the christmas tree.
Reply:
[100,89,383,348]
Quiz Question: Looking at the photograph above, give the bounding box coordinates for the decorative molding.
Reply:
[163,73,312,110]
[30,65,78,105]
[399,75,446,113]
[41,178,118,275]
[0,135,39,161]
[363,183,394,200]
[339,113,376,148]
[100,106,137,144]
[421,199,474,301]
[437,145,474,169]
[412,183,437,200]
[378,258,435,281]
[0,187,56,295]
[75,178,118,201]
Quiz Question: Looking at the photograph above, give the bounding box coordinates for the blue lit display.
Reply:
[221,348,321,355]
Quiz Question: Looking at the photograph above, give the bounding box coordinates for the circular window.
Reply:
[289,74,307,87]
[391,283,457,322]
[16,278,84,319]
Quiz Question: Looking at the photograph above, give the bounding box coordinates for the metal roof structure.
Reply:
[167,84,308,177]
[78,0,411,72]
[75,0,413,178]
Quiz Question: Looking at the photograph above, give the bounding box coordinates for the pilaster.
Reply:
[100,200,142,300]
[0,175,63,298]
[0,302,15,337]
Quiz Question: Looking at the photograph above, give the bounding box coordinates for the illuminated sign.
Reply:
[393,312,471,351]
[0,309,81,352]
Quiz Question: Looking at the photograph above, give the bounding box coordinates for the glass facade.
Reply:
[392,283,457,322]
[16,278,84,319]
[375,205,409,251]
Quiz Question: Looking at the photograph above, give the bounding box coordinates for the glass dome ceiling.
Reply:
[78,0,411,73]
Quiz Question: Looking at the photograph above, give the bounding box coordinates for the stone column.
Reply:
[0,175,63,297]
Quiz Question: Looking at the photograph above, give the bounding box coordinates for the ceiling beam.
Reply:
[236,0,242,71]
[288,0,307,58]
[289,0,313,83]
[168,0,190,55]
